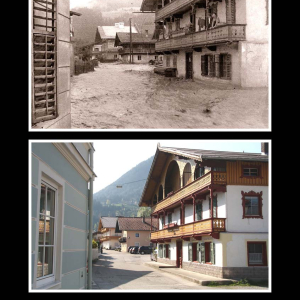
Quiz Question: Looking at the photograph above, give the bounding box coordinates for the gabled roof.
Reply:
[95,25,138,43]
[139,143,269,207]
[116,217,158,232]
[97,216,119,231]
[115,32,155,47]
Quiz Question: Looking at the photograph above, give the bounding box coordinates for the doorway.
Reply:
[186,52,193,79]
[176,240,183,268]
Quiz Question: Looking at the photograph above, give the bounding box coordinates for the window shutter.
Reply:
[200,243,205,263]
[197,243,200,262]
[225,54,232,80]
[201,55,208,76]
[210,243,215,264]
[213,196,217,218]
[32,0,57,124]
[214,54,220,78]
[208,55,215,77]
[188,243,192,261]
[226,0,236,24]
[196,203,202,221]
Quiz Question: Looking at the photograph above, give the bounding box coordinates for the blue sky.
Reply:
[92,140,269,193]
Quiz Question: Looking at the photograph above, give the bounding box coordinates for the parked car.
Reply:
[130,246,139,254]
[114,246,121,252]
[128,246,135,252]
[138,246,152,255]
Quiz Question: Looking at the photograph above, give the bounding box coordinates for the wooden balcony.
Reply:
[156,0,193,22]
[151,218,226,240]
[119,48,156,55]
[152,171,226,214]
[156,24,246,51]
[99,235,121,242]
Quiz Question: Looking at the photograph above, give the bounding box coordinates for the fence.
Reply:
[74,60,96,75]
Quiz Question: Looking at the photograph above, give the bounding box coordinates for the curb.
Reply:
[145,262,235,286]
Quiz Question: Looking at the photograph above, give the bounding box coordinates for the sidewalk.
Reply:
[144,261,235,286]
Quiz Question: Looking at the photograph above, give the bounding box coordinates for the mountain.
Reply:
[92,155,154,228]
[71,0,155,45]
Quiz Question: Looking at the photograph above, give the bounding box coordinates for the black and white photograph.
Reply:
[29,0,271,130]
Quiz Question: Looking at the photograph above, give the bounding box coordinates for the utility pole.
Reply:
[130,17,133,64]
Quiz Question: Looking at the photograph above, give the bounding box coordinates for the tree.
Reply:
[137,207,151,217]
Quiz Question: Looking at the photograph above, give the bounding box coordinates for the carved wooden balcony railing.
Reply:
[156,0,194,22]
[152,171,226,214]
[156,24,246,51]
[99,234,122,242]
[151,218,226,240]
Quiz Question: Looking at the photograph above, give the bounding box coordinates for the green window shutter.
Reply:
[188,243,192,261]
[196,203,202,221]
[197,243,200,262]
[200,243,205,263]
[201,55,208,76]
[210,243,215,264]
[213,196,217,218]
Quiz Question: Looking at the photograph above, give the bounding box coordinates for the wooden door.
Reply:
[176,240,183,268]
[186,52,193,79]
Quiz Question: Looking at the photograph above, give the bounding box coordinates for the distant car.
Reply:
[115,246,121,252]
[138,246,152,255]
[130,246,139,254]
[128,246,135,252]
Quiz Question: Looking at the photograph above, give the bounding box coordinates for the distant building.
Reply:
[116,217,159,252]
[115,32,156,64]
[141,0,269,87]
[94,23,138,61]
[97,217,122,250]
[31,142,96,289]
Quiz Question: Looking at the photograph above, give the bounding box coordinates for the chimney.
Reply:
[261,143,269,155]
[142,216,145,223]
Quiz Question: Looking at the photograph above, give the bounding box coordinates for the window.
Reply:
[158,244,163,258]
[188,243,198,262]
[195,165,205,179]
[201,54,232,79]
[196,201,203,221]
[213,167,226,172]
[173,55,177,68]
[138,55,142,60]
[37,181,56,284]
[198,242,215,264]
[155,56,158,60]
[135,233,139,238]
[168,213,172,224]
[247,242,267,266]
[241,164,262,179]
[241,191,263,219]
[166,55,170,67]
[244,168,258,177]
[209,196,218,218]
[135,242,140,247]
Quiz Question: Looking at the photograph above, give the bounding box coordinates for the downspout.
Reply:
[87,146,94,289]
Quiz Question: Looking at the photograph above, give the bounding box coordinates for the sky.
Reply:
[92,140,268,193]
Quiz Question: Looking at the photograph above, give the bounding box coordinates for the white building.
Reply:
[139,143,269,279]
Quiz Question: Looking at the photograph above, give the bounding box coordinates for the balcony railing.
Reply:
[152,171,226,214]
[119,237,127,243]
[119,48,156,54]
[151,218,226,240]
[99,234,122,242]
[156,24,246,51]
[156,0,193,21]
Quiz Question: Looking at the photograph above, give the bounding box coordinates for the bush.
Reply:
[92,239,98,249]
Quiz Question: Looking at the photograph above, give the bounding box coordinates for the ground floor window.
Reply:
[188,243,198,262]
[158,244,169,258]
[198,242,215,264]
[37,181,56,285]
[158,244,163,258]
[166,55,171,67]
[247,242,267,266]
[173,55,177,68]
[201,53,232,79]
[138,55,142,60]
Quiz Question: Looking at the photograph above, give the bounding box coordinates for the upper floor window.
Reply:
[135,233,139,238]
[195,201,203,221]
[194,164,205,180]
[209,196,218,218]
[241,164,262,179]
[168,213,172,224]
[243,168,258,177]
[241,191,263,219]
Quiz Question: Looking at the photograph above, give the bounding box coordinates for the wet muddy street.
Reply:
[71,62,269,129]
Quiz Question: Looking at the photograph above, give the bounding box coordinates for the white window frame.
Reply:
[36,178,58,288]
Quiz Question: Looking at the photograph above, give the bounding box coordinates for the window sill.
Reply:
[36,281,61,290]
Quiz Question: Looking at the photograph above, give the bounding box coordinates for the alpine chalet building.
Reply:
[139,143,269,279]
[140,0,269,87]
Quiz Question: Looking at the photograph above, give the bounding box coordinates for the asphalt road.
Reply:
[92,250,212,291]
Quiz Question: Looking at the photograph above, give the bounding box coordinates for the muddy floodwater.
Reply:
[71,62,269,129]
